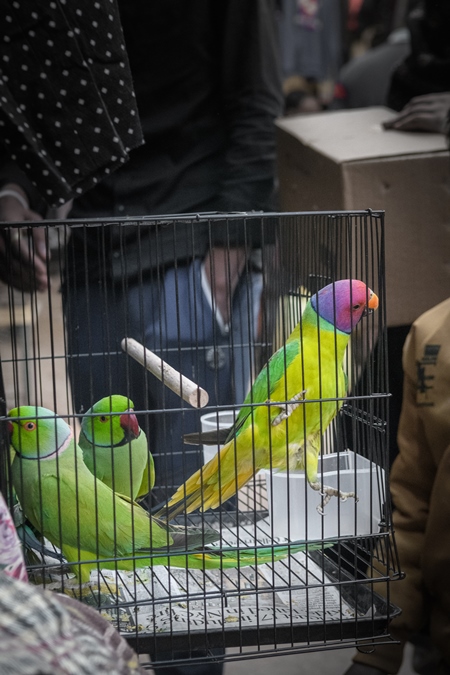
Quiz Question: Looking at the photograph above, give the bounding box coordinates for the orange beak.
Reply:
[368,289,379,311]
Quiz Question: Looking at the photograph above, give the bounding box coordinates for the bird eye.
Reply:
[24,422,36,431]
[352,303,361,310]
[99,416,108,423]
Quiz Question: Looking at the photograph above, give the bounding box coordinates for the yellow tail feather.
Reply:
[167,441,257,513]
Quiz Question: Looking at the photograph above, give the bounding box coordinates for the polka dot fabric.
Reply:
[0,0,143,207]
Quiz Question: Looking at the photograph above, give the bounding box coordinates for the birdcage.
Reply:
[0,210,401,669]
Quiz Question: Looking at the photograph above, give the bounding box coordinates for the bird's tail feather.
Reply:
[155,445,257,521]
[153,490,206,522]
[65,540,336,580]
[169,523,221,548]
[154,451,226,520]
[181,540,334,570]
[152,542,335,570]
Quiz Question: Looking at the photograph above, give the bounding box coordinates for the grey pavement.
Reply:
[225,643,416,675]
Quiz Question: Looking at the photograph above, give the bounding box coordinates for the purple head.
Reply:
[310,279,379,334]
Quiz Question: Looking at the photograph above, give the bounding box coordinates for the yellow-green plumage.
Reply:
[79,395,154,501]
[160,280,378,518]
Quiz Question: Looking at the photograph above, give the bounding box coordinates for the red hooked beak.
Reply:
[7,421,14,438]
[119,410,140,440]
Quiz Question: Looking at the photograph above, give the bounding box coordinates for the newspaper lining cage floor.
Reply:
[0,210,401,668]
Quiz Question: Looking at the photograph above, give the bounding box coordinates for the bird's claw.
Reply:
[272,390,307,427]
[309,481,358,515]
[316,491,332,516]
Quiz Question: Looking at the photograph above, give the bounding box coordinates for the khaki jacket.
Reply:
[355,297,450,673]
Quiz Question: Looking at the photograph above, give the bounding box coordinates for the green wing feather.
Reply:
[183,335,302,447]
[225,338,301,442]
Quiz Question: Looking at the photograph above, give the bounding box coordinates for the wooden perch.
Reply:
[121,337,209,408]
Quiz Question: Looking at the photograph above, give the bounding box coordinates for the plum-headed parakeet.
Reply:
[79,395,154,501]
[158,279,379,519]
[9,407,315,583]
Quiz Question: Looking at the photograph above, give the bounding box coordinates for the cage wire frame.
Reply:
[0,210,401,667]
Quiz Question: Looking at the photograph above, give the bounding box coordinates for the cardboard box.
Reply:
[276,107,450,326]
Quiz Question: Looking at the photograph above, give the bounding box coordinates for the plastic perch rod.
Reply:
[121,337,209,408]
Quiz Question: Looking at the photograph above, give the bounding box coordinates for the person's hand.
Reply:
[383,92,450,134]
[0,183,49,292]
[203,246,246,326]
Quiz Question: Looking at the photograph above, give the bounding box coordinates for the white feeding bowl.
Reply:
[265,450,386,541]
[200,411,236,464]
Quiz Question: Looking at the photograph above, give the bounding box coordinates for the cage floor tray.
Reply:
[38,515,399,653]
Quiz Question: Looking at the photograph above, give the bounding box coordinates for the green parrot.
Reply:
[158,279,379,519]
[9,406,321,583]
[79,395,154,501]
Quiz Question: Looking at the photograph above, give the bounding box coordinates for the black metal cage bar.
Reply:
[0,210,400,668]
